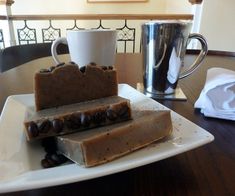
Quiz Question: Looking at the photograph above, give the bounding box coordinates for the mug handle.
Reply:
[179,33,208,79]
[51,37,68,65]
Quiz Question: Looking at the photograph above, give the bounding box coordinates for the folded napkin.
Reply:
[194,67,235,121]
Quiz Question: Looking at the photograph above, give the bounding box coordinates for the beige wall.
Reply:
[200,0,235,51]
[11,0,166,14]
[11,0,191,14]
[165,0,192,13]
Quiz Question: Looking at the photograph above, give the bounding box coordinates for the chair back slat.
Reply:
[0,43,69,72]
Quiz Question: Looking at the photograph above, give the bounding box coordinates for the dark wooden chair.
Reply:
[0,43,69,72]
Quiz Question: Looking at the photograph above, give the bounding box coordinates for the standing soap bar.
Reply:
[34,63,117,111]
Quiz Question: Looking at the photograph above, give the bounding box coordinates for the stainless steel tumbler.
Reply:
[141,20,208,95]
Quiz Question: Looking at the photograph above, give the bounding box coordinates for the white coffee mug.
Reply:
[51,29,117,67]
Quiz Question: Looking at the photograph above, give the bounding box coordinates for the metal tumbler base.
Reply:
[137,83,187,101]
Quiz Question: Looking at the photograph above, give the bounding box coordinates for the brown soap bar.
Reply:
[24,96,131,141]
[56,110,172,167]
[34,63,117,111]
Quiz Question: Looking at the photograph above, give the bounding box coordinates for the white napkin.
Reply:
[194,67,235,121]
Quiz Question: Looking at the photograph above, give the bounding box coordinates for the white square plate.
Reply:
[0,84,214,193]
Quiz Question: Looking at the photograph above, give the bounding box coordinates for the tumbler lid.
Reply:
[142,20,192,26]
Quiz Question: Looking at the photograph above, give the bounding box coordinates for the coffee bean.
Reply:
[106,108,118,121]
[49,66,56,72]
[43,158,59,168]
[28,122,39,137]
[51,153,62,164]
[41,138,68,168]
[51,153,68,165]
[41,138,57,153]
[52,119,63,133]
[119,112,130,119]
[79,66,86,73]
[57,154,68,164]
[38,120,51,133]
[45,153,53,160]
[93,111,106,124]
[56,62,65,67]
[65,114,81,129]
[118,105,129,119]
[42,154,68,168]
[101,66,108,70]
[45,153,61,165]
[44,147,56,154]
[45,157,57,167]
[81,113,91,127]
[39,69,50,73]
[89,62,97,66]
[41,137,56,148]
[41,158,52,168]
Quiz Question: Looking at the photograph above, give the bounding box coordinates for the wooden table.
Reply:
[0,53,235,196]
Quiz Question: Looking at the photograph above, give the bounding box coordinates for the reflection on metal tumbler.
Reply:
[141,20,208,95]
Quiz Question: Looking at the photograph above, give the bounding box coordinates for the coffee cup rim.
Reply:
[67,29,117,33]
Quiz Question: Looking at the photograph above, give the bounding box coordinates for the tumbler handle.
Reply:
[179,33,208,79]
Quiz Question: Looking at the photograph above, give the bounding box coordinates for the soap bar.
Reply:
[24,96,131,141]
[56,110,172,167]
[34,63,117,111]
